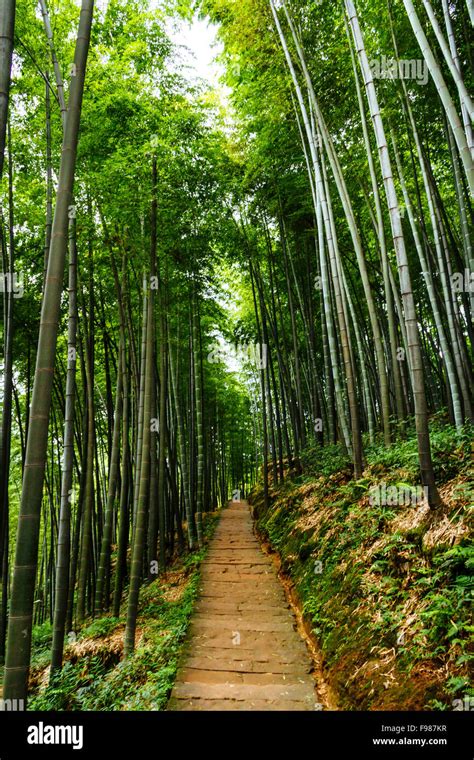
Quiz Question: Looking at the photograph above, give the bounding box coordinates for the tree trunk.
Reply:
[0,0,15,182]
[124,281,153,656]
[192,290,204,547]
[346,0,441,507]
[50,215,78,676]
[3,0,94,703]
[401,0,473,194]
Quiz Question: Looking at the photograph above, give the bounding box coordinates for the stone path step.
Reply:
[168,500,318,711]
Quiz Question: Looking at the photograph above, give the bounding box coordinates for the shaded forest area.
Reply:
[0,0,472,711]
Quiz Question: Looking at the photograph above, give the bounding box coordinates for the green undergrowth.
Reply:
[27,512,219,711]
[251,417,473,711]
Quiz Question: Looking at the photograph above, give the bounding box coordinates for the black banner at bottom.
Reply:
[0,710,471,757]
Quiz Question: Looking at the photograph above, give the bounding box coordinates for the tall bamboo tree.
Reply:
[3,0,94,703]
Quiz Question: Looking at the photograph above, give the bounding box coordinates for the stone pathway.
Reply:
[168,500,318,710]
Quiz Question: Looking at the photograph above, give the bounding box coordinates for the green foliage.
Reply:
[30,663,84,711]
[31,622,53,650]
[30,622,54,671]
[28,576,198,711]
[365,422,472,480]
[79,617,121,641]
[28,514,219,711]
[300,443,351,478]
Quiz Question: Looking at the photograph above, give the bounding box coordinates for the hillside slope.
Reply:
[251,420,473,711]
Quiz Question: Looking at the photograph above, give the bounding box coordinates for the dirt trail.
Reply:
[168,500,320,710]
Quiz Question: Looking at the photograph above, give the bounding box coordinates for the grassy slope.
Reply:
[26,513,219,711]
[251,418,473,710]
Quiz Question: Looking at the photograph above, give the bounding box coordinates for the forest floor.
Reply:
[251,419,473,711]
[22,514,221,710]
[168,500,324,711]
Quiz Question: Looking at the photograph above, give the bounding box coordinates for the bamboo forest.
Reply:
[0,0,473,729]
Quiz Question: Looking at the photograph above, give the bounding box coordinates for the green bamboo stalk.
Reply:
[3,0,94,703]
